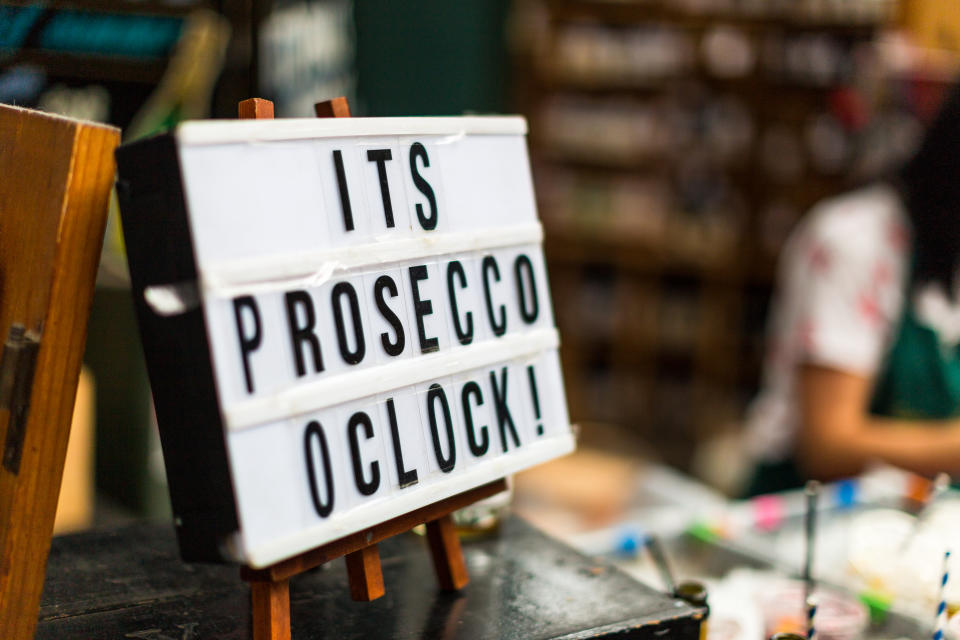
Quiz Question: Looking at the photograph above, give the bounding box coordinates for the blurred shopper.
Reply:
[745,82,960,494]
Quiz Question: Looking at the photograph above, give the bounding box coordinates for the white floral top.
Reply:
[746,183,912,462]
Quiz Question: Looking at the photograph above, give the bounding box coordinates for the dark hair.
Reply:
[900,82,960,297]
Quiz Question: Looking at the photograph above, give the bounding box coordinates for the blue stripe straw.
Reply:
[935,550,951,640]
[806,596,817,640]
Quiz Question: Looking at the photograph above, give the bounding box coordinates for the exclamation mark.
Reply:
[527,365,543,436]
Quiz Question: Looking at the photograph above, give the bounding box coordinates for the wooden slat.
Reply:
[235,96,284,639]
[0,105,119,640]
[345,544,386,601]
[234,94,295,639]
[426,514,470,591]
[250,578,290,640]
[242,478,507,582]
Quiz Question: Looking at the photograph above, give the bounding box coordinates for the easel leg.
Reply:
[345,543,386,601]
[426,513,469,591]
[250,578,290,640]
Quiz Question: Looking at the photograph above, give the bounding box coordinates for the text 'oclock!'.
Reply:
[116,116,574,568]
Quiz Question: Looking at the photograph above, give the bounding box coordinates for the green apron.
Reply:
[747,294,960,496]
[869,307,960,419]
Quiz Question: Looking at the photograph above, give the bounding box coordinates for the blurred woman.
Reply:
[745,82,960,494]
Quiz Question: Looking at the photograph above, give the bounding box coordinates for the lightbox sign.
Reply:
[116,116,574,568]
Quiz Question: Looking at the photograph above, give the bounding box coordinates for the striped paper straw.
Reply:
[935,550,951,640]
[803,481,820,609]
[806,594,817,640]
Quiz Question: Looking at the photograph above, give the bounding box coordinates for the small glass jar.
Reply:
[452,478,513,538]
[674,580,709,640]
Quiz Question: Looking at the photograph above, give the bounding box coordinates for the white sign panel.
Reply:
[167,117,573,567]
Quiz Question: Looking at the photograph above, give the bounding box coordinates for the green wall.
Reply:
[354,0,512,116]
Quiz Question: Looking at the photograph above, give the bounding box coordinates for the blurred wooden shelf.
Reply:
[535,148,672,172]
[544,228,748,283]
[1,49,168,84]
[521,0,888,469]
[545,0,890,31]
[533,146,755,175]
[546,0,763,29]
[6,0,210,17]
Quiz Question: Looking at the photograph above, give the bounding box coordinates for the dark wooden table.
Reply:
[38,516,704,639]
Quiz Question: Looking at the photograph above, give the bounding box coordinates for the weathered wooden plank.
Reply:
[0,105,119,640]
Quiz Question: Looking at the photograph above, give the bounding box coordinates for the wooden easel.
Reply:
[236,96,509,640]
[0,106,119,640]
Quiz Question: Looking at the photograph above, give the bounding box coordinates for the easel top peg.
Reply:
[238,98,274,120]
[236,97,352,121]
[314,97,351,118]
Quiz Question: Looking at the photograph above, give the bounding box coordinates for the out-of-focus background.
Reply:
[6,1,960,635]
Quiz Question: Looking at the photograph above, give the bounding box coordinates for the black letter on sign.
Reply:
[386,398,418,488]
[461,381,489,457]
[348,411,380,496]
[446,261,473,345]
[527,365,544,436]
[482,256,507,337]
[285,291,324,377]
[233,296,262,394]
[304,420,334,518]
[514,254,540,324]
[490,367,520,452]
[374,275,405,357]
[409,265,439,353]
[366,149,394,227]
[409,142,437,230]
[331,282,365,365]
[427,384,456,473]
[332,150,354,231]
